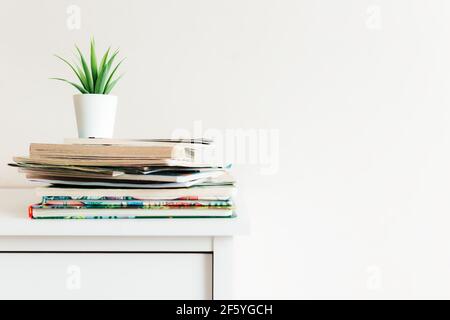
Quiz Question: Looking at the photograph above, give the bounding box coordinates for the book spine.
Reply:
[30,144,186,159]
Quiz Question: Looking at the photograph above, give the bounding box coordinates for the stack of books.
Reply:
[10,138,236,219]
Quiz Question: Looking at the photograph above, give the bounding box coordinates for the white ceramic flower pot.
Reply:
[73,94,118,138]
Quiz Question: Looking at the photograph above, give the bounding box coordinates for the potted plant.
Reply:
[52,39,124,138]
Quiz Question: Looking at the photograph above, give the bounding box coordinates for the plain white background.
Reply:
[2,0,450,299]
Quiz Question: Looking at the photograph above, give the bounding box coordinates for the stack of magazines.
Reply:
[10,138,236,219]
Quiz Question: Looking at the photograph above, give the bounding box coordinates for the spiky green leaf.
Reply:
[103,59,125,93]
[94,47,111,93]
[50,78,88,94]
[95,50,119,94]
[54,54,89,91]
[104,74,123,94]
[98,47,110,74]
[75,45,94,92]
[90,38,98,86]
[74,63,88,90]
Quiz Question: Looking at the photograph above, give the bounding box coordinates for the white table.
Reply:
[0,188,249,300]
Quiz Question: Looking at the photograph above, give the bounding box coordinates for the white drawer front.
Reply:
[0,253,212,300]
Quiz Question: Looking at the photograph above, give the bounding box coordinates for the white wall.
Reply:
[2,0,450,299]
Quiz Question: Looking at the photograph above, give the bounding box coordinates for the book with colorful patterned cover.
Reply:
[28,196,235,219]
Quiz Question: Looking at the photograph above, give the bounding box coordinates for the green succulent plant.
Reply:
[52,39,124,94]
